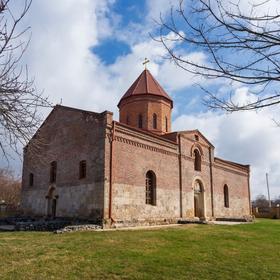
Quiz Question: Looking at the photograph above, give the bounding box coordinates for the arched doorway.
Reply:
[46,186,58,218]
[193,180,205,219]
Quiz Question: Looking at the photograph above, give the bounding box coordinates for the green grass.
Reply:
[0,219,279,280]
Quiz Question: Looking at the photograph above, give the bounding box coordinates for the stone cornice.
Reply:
[114,122,178,150]
[213,163,248,177]
[114,135,178,157]
[214,157,249,173]
[118,95,171,108]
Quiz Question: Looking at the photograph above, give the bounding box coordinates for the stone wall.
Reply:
[253,207,280,219]
[21,183,103,219]
[212,160,251,218]
[21,105,112,220]
[179,132,213,219]
[104,126,251,226]
[107,123,180,225]
[21,105,251,226]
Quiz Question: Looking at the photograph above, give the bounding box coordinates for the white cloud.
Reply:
[173,89,280,199]
[1,0,279,202]
[158,52,208,91]
[226,0,280,17]
[17,1,201,117]
[146,0,181,22]
[1,0,117,171]
[19,0,119,114]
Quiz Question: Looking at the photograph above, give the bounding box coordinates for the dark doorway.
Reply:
[194,195,199,217]
[51,199,57,218]
[193,180,204,219]
[46,187,58,219]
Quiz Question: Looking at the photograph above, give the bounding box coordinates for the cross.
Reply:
[142,58,150,69]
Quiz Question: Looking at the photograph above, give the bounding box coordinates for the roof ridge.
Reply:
[134,72,144,94]
[147,69,170,97]
[145,70,148,93]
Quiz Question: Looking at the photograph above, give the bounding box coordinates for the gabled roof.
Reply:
[214,157,250,172]
[177,129,214,148]
[118,69,173,107]
[25,105,109,149]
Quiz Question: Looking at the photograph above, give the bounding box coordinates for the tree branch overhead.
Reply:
[155,0,280,112]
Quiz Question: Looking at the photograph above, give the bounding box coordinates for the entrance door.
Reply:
[193,180,204,219]
[46,187,57,219]
[51,199,57,218]
[194,195,199,217]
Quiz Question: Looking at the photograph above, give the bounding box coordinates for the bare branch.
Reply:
[155,0,280,112]
[0,0,52,161]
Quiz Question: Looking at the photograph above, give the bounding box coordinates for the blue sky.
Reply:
[91,0,212,116]
[92,1,143,64]
[1,0,280,198]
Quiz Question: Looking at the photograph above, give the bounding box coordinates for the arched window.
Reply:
[165,117,168,132]
[79,160,87,179]
[153,113,157,129]
[50,161,57,183]
[224,184,229,208]
[145,171,156,205]
[138,114,143,128]
[126,116,130,125]
[194,180,203,193]
[29,173,34,187]
[194,149,201,171]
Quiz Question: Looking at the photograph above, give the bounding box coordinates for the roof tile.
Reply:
[118,69,173,107]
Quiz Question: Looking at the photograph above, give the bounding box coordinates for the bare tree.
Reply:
[156,0,280,112]
[0,0,51,160]
[252,194,270,208]
[0,168,21,208]
[272,195,280,206]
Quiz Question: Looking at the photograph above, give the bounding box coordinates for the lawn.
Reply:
[0,219,279,280]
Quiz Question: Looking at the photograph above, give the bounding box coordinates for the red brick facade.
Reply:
[118,69,173,135]
[21,70,252,227]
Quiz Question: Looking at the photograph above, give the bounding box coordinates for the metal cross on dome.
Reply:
[142,58,150,69]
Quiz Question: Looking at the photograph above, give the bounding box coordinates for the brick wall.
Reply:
[21,106,111,220]
[104,126,251,225]
[21,105,251,225]
[212,159,251,218]
[105,123,180,225]
[119,95,172,134]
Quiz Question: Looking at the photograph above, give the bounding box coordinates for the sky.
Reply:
[1,0,280,199]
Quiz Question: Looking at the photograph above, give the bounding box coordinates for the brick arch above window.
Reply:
[190,143,204,157]
[192,176,206,192]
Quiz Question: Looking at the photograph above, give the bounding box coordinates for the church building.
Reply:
[21,69,252,227]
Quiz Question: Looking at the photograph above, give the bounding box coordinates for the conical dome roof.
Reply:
[118,69,173,108]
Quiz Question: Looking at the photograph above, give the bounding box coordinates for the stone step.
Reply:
[0,225,15,231]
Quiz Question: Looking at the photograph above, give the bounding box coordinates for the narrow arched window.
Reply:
[50,161,57,183]
[138,114,143,128]
[29,173,34,187]
[126,115,130,125]
[194,149,201,171]
[153,113,157,129]
[146,171,156,205]
[165,117,168,132]
[79,160,87,179]
[224,184,229,208]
